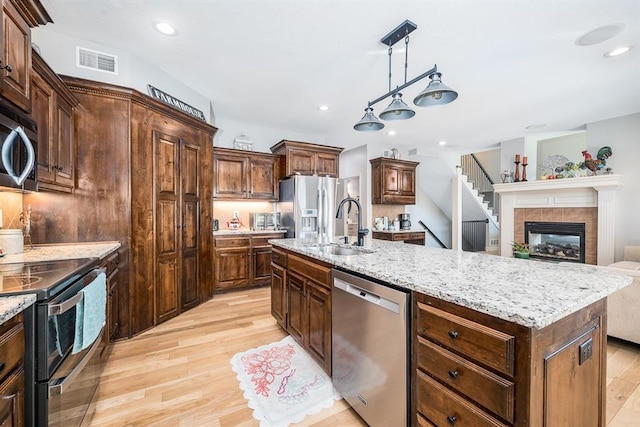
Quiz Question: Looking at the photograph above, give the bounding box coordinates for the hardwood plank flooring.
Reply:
[88,288,640,426]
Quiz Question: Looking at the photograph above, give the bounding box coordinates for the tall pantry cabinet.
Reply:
[62,76,216,337]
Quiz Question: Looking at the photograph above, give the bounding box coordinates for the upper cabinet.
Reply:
[31,51,79,192]
[270,140,343,178]
[213,147,281,201]
[370,157,420,205]
[0,0,51,112]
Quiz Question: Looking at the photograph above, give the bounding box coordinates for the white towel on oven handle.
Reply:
[72,272,107,354]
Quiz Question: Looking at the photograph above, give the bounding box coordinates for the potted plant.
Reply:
[512,241,530,259]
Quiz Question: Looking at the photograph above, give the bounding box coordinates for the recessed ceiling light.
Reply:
[525,123,547,130]
[575,23,624,46]
[387,130,396,136]
[153,21,178,36]
[318,105,330,111]
[438,140,447,146]
[604,46,634,58]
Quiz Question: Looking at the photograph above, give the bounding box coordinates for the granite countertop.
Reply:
[0,294,36,325]
[0,241,121,265]
[214,229,286,236]
[269,238,633,330]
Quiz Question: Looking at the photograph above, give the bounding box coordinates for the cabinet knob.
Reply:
[448,331,459,339]
[447,415,457,425]
[448,370,459,379]
[0,63,12,72]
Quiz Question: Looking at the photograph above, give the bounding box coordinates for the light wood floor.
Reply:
[87,287,640,426]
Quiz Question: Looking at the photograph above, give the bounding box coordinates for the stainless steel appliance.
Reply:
[399,213,411,230]
[332,269,409,427]
[250,212,281,230]
[0,258,105,426]
[277,175,342,240]
[0,102,37,191]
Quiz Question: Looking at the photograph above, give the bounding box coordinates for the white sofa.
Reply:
[605,246,640,345]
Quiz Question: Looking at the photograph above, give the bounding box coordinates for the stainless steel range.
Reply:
[0,257,105,426]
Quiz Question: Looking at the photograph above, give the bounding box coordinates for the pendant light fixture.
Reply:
[354,20,458,132]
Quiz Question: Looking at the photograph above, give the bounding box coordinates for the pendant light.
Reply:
[353,20,458,132]
[379,93,415,120]
[413,72,458,107]
[353,107,384,131]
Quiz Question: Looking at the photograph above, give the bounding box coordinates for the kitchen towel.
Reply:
[230,335,340,427]
[72,272,106,354]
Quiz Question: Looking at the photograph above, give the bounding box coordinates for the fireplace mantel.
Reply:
[494,174,624,265]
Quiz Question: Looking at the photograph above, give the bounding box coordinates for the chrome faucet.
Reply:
[336,197,369,246]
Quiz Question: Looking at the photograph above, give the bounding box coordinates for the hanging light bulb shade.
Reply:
[413,72,458,107]
[354,107,385,131]
[379,92,416,121]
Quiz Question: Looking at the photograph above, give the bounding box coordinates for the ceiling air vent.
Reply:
[76,47,118,74]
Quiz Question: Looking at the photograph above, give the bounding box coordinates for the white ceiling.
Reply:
[39,0,640,152]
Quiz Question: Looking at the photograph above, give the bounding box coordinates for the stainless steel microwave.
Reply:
[0,102,37,191]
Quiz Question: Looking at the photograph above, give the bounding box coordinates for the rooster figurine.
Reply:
[581,146,612,175]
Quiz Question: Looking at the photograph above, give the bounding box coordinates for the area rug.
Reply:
[230,336,341,427]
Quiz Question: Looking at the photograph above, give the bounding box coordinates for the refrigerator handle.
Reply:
[318,185,325,240]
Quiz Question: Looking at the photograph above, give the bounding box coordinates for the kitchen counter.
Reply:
[0,294,35,325]
[214,229,286,236]
[0,241,121,265]
[269,238,632,329]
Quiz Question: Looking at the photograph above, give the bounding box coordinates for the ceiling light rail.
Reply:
[354,19,458,132]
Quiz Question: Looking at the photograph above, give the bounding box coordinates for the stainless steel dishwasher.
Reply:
[332,269,410,427]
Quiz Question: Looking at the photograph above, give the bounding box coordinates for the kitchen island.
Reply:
[269,238,633,427]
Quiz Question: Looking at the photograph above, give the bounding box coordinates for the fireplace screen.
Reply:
[524,222,586,263]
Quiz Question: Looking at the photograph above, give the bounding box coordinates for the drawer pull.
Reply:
[448,370,459,379]
[0,362,4,373]
[0,393,16,400]
[448,331,459,339]
[447,415,457,425]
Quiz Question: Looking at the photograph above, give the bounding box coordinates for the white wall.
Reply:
[586,113,640,261]
[473,148,501,183]
[340,144,370,232]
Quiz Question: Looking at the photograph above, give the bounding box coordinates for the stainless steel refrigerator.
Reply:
[278,175,344,240]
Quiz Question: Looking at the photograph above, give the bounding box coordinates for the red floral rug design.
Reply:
[230,336,340,426]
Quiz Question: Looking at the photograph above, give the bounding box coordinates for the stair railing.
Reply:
[460,153,496,211]
[418,220,448,249]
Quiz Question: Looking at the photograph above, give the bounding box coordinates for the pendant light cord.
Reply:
[404,34,409,84]
[387,46,392,93]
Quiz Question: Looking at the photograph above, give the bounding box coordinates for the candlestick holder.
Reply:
[521,162,528,181]
[514,161,521,182]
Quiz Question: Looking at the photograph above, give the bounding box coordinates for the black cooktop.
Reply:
[0,258,99,300]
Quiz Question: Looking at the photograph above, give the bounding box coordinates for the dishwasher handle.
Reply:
[334,277,400,314]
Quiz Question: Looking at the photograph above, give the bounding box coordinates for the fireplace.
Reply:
[524,222,586,263]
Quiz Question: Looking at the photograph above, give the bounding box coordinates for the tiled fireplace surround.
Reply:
[494,175,624,266]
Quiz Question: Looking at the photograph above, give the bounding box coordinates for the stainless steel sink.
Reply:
[307,244,374,256]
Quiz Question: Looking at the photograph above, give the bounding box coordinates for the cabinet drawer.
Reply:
[214,237,251,248]
[0,367,24,426]
[0,318,24,382]
[417,370,509,427]
[417,302,515,376]
[409,232,426,240]
[251,235,280,247]
[288,254,331,288]
[272,247,287,267]
[105,250,120,276]
[417,336,514,422]
[417,414,437,427]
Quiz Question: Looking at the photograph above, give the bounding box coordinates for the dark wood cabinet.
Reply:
[413,292,607,426]
[213,147,280,201]
[100,250,120,348]
[370,157,419,204]
[31,51,78,192]
[61,76,216,337]
[0,0,50,112]
[372,230,425,245]
[270,139,343,177]
[0,312,25,427]
[271,248,332,374]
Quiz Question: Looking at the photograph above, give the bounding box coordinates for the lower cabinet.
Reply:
[270,247,332,374]
[0,312,25,427]
[214,233,284,291]
[101,250,121,346]
[372,230,425,245]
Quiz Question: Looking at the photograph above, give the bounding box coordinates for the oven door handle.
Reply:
[48,292,84,316]
[49,326,103,397]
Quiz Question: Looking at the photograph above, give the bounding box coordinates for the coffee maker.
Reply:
[399,213,411,230]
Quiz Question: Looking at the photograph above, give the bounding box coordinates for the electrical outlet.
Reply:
[490,239,499,246]
[579,338,593,365]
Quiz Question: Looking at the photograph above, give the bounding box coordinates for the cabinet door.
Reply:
[252,245,273,285]
[214,247,251,289]
[399,166,415,196]
[107,268,119,344]
[315,152,339,177]
[214,154,246,199]
[286,271,306,345]
[181,142,201,310]
[53,95,75,189]
[271,262,286,328]
[307,280,331,373]
[0,368,24,427]
[31,69,55,183]
[0,0,31,112]
[154,132,181,323]
[248,156,278,199]
[383,164,401,194]
[287,149,315,175]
